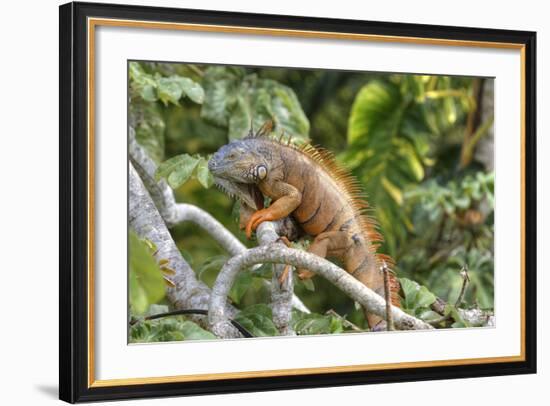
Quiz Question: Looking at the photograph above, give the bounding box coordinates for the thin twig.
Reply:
[428,266,470,327]
[455,266,470,307]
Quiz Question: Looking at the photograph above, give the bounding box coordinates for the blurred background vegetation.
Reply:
[128,61,494,342]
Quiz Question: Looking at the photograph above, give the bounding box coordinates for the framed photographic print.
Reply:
[59,1,537,403]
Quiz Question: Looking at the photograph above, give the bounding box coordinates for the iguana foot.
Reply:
[276,236,292,247]
[245,208,276,239]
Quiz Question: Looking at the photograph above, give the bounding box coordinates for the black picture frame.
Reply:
[59,1,537,403]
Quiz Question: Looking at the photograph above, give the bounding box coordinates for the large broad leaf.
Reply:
[129,232,165,315]
[399,277,436,317]
[155,154,215,190]
[155,154,200,189]
[178,321,217,340]
[201,67,309,142]
[345,80,429,253]
[195,157,214,188]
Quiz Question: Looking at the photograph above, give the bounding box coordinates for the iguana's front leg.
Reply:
[245,181,302,239]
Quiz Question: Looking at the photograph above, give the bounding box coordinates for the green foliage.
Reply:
[234,304,279,337]
[399,277,437,318]
[130,305,216,342]
[130,61,204,106]
[132,101,166,163]
[344,76,477,254]
[155,154,214,190]
[129,232,165,315]
[201,66,310,141]
[402,171,494,308]
[291,311,344,335]
[129,61,495,339]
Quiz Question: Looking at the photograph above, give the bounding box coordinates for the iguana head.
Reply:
[208,138,268,210]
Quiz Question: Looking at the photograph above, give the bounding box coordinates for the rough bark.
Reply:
[255,222,295,335]
[209,244,433,338]
[129,163,238,335]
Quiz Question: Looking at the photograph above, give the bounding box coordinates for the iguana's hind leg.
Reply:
[297,231,349,280]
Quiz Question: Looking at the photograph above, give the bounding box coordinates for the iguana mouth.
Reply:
[213,177,264,210]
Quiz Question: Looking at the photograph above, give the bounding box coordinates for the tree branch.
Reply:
[208,244,433,337]
[431,297,494,327]
[174,203,246,257]
[129,129,309,314]
[255,222,296,335]
[129,162,240,337]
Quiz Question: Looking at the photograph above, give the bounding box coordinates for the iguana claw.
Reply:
[245,208,276,239]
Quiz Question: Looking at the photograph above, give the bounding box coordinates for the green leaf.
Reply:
[381,176,403,205]
[416,286,437,309]
[174,76,205,104]
[146,304,169,316]
[197,255,227,286]
[156,76,205,106]
[234,304,278,337]
[129,232,165,315]
[155,154,200,189]
[250,263,273,279]
[346,80,427,254]
[229,271,253,304]
[201,67,309,142]
[399,277,436,316]
[157,76,184,106]
[129,62,158,102]
[291,311,343,335]
[129,310,217,343]
[419,310,442,323]
[300,278,315,292]
[140,85,157,102]
[228,95,252,141]
[129,270,148,315]
[201,66,246,126]
[179,321,217,340]
[399,277,419,310]
[195,158,214,188]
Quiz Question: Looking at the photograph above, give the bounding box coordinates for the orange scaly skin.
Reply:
[209,125,400,329]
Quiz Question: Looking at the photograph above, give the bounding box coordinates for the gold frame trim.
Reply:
[87,17,527,388]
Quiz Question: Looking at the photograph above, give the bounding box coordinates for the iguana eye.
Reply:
[228,152,237,159]
[257,165,267,180]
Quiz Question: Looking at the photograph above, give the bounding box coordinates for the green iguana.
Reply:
[208,122,400,330]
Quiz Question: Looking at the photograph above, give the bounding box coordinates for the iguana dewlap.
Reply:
[208,123,400,329]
